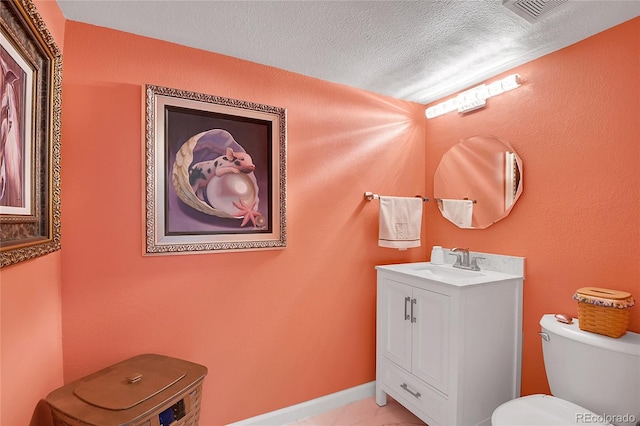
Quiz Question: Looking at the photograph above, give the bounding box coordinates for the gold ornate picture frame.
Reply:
[0,0,62,267]
[144,85,287,254]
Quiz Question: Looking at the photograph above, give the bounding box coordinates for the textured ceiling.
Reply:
[56,0,640,104]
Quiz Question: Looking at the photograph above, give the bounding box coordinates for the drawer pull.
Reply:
[400,382,421,399]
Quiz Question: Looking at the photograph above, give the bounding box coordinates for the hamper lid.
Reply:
[73,355,187,410]
[573,287,635,309]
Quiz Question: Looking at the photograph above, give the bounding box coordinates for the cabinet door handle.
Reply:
[404,297,411,320]
[400,382,421,399]
[411,298,417,323]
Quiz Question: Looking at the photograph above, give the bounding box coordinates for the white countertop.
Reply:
[376,262,523,287]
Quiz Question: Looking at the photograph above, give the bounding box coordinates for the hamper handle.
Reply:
[127,373,142,384]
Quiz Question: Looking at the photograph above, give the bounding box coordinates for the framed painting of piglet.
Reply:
[144,85,287,254]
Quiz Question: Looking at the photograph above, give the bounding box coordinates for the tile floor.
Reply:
[284,396,426,426]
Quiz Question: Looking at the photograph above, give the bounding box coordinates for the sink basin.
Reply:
[407,263,485,279]
[377,262,521,286]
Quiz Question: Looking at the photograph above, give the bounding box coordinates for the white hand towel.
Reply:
[378,196,423,249]
[440,199,473,228]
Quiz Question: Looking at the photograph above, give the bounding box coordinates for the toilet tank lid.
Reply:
[540,314,640,356]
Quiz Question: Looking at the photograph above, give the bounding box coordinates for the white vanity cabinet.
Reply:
[376,262,523,426]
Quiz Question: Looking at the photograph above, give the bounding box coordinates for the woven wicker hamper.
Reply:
[573,287,635,338]
[45,354,207,426]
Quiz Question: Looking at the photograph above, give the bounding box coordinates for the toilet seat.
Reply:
[492,394,611,425]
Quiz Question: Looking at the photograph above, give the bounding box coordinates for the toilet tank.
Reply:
[540,314,640,426]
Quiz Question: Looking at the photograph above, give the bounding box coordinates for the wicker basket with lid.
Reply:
[573,287,635,338]
[45,354,207,426]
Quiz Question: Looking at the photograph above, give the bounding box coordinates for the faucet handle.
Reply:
[449,252,463,265]
[470,256,484,270]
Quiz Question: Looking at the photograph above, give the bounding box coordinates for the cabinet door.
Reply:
[379,278,412,371]
[411,287,450,394]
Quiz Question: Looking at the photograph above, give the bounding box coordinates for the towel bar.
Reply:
[364,192,429,202]
[434,197,477,204]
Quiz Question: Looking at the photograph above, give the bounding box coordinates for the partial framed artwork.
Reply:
[144,85,287,254]
[0,0,62,267]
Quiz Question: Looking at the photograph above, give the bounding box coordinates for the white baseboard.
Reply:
[226,381,376,426]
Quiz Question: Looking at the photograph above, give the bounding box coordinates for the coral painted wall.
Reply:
[424,17,640,396]
[59,22,426,425]
[0,2,65,426]
[4,8,636,426]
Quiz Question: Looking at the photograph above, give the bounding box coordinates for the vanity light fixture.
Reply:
[425,74,521,119]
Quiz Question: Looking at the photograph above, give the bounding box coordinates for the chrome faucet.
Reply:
[450,247,483,271]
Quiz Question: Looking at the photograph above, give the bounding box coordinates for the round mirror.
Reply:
[434,135,523,229]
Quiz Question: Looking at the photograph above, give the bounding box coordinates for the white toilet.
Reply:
[492,314,640,426]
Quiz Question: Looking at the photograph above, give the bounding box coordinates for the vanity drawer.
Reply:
[380,358,448,425]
